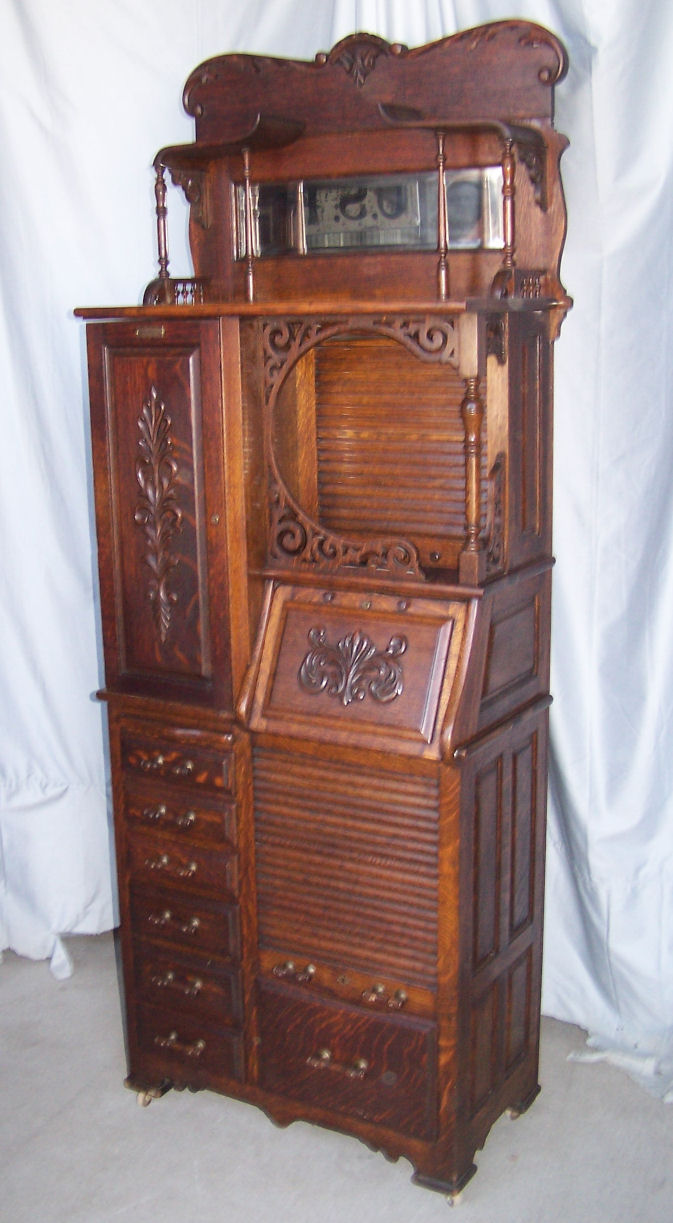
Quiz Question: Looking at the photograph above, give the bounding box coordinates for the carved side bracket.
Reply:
[134,386,183,644]
[299,626,408,706]
[167,166,210,229]
[486,451,506,572]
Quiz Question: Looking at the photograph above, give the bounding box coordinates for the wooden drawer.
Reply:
[127,830,238,897]
[135,945,243,1025]
[130,887,241,960]
[135,1004,244,1087]
[258,980,437,1140]
[259,947,435,1019]
[125,786,236,848]
[121,729,234,794]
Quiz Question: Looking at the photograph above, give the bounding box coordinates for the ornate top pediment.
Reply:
[183,21,567,142]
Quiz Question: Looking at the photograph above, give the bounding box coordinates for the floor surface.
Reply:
[1,933,671,1223]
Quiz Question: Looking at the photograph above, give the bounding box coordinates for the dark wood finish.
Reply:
[78,22,570,1197]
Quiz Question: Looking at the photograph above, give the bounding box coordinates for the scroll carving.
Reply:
[299,626,408,707]
[456,21,567,84]
[134,386,183,644]
[270,482,423,579]
[262,315,458,405]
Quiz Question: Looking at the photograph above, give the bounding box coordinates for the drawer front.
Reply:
[136,1004,244,1087]
[121,730,234,794]
[258,981,437,1140]
[127,831,238,897]
[125,788,236,848]
[130,887,241,959]
[259,947,434,1019]
[135,945,243,1025]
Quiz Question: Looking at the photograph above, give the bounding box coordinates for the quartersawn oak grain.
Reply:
[79,22,570,1197]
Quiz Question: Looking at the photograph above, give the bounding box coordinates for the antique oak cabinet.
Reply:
[77,21,571,1197]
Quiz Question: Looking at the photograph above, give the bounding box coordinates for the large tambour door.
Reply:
[86,319,233,708]
[254,744,440,989]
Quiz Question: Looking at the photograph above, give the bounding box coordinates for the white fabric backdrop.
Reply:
[1,0,672,1093]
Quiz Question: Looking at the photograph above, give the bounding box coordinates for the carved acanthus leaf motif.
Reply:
[134,385,183,644]
[317,34,403,88]
[299,626,407,706]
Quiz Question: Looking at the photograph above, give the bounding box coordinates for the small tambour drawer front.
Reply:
[258,980,437,1141]
[125,788,236,849]
[135,945,243,1026]
[121,730,234,795]
[127,831,238,897]
[130,887,241,960]
[136,1004,244,1086]
[260,948,434,1020]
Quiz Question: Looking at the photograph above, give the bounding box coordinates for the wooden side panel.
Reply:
[477,566,551,733]
[86,319,234,708]
[457,703,548,1126]
[506,313,553,570]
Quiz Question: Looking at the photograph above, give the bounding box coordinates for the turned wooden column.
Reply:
[459,374,486,584]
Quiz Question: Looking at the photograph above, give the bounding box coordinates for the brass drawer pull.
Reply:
[150,969,204,998]
[172,759,195,778]
[154,1030,206,1059]
[147,909,201,936]
[144,853,198,879]
[306,1048,369,1080]
[273,959,316,984]
[388,989,408,1010]
[141,804,197,830]
[362,983,408,1010]
[140,753,165,772]
[138,753,194,777]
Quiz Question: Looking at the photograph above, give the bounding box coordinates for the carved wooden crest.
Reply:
[316,33,405,88]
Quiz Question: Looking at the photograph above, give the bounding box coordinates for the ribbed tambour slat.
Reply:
[254,746,439,987]
[313,337,487,540]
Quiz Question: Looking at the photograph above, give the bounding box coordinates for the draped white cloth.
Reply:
[1,0,672,1094]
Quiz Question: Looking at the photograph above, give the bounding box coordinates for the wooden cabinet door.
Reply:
[86,318,235,708]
